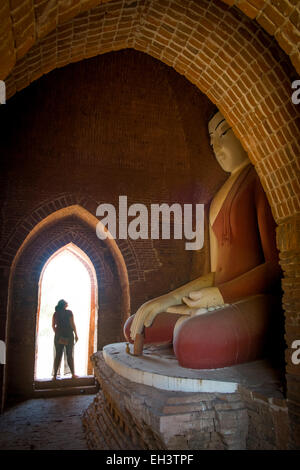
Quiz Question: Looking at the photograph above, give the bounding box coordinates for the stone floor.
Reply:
[0,394,95,450]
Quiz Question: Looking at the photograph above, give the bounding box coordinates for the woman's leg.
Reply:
[66,343,75,376]
[53,343,64,377]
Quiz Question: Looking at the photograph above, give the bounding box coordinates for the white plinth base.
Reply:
[103,342,274,393]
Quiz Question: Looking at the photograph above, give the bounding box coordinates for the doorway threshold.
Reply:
[33,375,99,398]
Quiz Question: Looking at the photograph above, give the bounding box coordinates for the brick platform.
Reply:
[82,350,289,450]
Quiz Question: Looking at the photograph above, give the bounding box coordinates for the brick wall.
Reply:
[5,217,125,398]
[277,215,300,449]
[0,50,218,407]
[83,351,290,450]
[1,1,299,80]
[2,0,299,223]
[0,0,299,446]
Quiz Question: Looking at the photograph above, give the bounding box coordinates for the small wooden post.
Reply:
[133,333,144,356]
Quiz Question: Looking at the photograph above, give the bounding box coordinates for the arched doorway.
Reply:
[35,243,98,380]
[2,205,130,408]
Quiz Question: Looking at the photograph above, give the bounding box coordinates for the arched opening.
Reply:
[0,0,298,448]
[35,243,98,380]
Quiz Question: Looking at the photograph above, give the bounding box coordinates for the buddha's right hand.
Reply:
[130,294,176,341]
[130,273,215,340]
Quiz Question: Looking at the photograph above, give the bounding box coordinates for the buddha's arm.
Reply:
[130,272,214,339]
[217,177,281,303]
[158,272,215,306]
[209,223,218,272]
[217,262,279,303]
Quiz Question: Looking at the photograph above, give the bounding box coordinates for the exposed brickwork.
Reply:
[239,387,290,449]
[277,215,300,450]
[1,1,299,81]
[0,1,15,79]
[3,0,299,223]
[0,51,216,409]
[0,193,142,286]
[82,351,290,450]
[4,217,126,399]
[0,49,216,322]
[0,2,298,446]
[83,352,249,450]
[83,387,164,449]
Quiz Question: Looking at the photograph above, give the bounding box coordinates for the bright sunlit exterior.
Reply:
[35,244,97,380]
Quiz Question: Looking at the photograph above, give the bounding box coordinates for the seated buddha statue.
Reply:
[124,110,282,369]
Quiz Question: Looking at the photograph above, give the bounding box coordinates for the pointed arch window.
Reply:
[35,243,98,379]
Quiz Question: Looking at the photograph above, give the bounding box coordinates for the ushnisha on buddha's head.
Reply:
[208,111,250,173]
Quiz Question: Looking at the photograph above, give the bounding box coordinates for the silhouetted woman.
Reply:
[52,299,79,380]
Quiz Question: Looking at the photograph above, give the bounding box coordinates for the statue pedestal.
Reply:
[83,343,287,450]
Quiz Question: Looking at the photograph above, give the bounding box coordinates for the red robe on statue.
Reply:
[124,165,282,369]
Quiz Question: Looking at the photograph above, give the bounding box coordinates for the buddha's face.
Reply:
[208,111,249,173]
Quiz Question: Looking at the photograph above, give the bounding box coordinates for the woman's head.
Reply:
[55,299,68,311]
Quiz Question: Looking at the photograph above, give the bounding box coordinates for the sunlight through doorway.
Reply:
[35,244,98,380]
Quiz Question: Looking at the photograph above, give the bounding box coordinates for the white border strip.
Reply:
[103,346,237,393]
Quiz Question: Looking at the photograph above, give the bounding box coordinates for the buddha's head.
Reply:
[208,111,250,173]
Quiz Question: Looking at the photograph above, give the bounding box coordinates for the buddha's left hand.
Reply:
[182,287,224,309]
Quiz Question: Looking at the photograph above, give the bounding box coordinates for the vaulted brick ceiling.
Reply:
[1,0,299,223]
[1,0,299,83]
